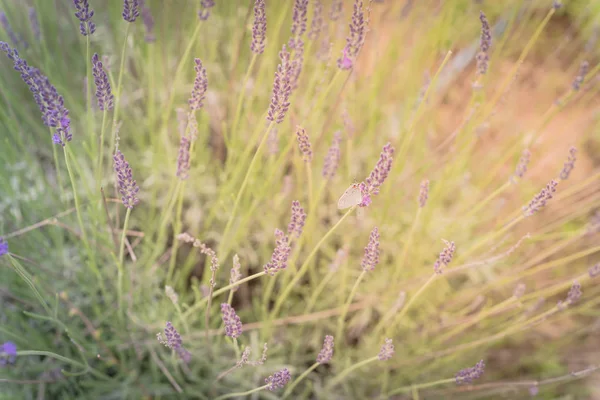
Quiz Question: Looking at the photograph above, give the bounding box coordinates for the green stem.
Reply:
[282,362,320,399]
[336,270,367,341]
[17,350,111,381]
[110,23,131,155]
[96,110,108,186]
[327,356,379,389]
[8,256,52,316]
[85,35,93,154]
[63,146,104,295]
[167,182,185,284]
[213,384,270,400]
[51,135,66,201]
[387,378,456,396]
[118,207,132,319]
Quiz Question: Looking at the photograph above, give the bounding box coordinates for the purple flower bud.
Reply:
[0,341,17,366]
[455,360,485,385]
[559,146,577,180]
[308,1,324,40]
[72,0,96,36]
[565,281,582,305]
[267,44,293,124]
[572,61,589,91]
[157,322,191,363]
[362,142,395,201]
[337,0,365,70]
[433,239,455,274]
[92,53,114,111]
[221,303,243,339]
[176,135,191,180]
[524,180,558,217]
[198,0,215,21]
[265,368,291,391]
[477,11,491,75]
[316,335,334,363]
[361,227,380,272]
[418,179,429,208]
[264,229,292,276]
[514,149,531,179]
[378,338,394,361]
[291,0,309,39]
[251,0,267,54]
[287,200,307,240]
[122,0,139,23]
[189,58,208,111]
[113,150,140,209]
[28,8,41,41]
[139,0,155,42]
[589,263,600,278]
[322,131,342,179]
[0,237,8,257]
[295,126,313,162]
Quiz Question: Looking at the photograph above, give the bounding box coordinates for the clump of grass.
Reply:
[1,0,600,398]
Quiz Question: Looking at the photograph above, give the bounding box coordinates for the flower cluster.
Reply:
[72,0,96,36]
[251,0,267,54]
[361,227,380,272]
[236,343,269,368]
[176,233,220,286]
[308,0,324,40]
[267,45,293,124]
[287,200,307,240]
[378,338,394,361]
[316,335,334,364]
[264,229,292,276]
[290,0,309,40]
[455,360,485,385]
[157,322,191,363]
[0,237,8,257]
[359,142,395,206]
[122,0,140,23]
[418,179,429,208]
[0,341,17,366]
[433,239,456,274]
[338,0,366,70]
[221,303,243,339]
[189,58,208,111]
[514,149,531,179]
[559,146,577,180]
[523,180,558,216]
[572,60,589,91]
[198,0,215,21]
[91,53,114,111]
[265,368,291,391]
[322,131,342,179]
[295,126,313,162]
[113,150,140,209]
[476,11,492,75]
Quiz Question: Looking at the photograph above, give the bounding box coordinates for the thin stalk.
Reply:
[336,270,367,341]
[282,362,320,399]
[96,110,108,186]
[463,180,511,218]
[230,53,258,138]
[117,207,131,319]
[167,182,185,284]
[387,378,456,396]
[327,356,379,389]
[16,350,111,381]
[85,35,93,156]
[51,136,66,201]
[213,384,270,400]
[391,208,422,283]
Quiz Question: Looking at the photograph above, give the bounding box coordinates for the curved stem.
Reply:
[387,378,456,396]
[213,384,269,400]
[327,356,379,389]
[96,110,108,186]
[17,350,111,381]
[282,362,320,399]
[118,207,132,319]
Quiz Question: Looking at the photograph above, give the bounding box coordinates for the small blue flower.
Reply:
[0,341,17,366]
[0,237,8,256]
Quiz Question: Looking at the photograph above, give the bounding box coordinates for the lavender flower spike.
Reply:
[322,131,342,179]
[337,0,365,70]
[360,142,395,205]
[28,8,41,41]
[589,263,600,278]
[113,150,140,209]
[433,239,456,274]
[221,303,243,339]
[0,237,8,256]
[308,0,324,40]
[524,180,558,216]
[264,229,292,275]
[92,54,114,111]
[418,179,429,208]
[73,0,96,36]
[230,254,242,291]
[317,335,334,363]
[559,146,577,180]
[477,11,492,75]
[0,12,20,47]
[122,0,140,23]
[251,0,267,54]
[139,0,155,42]
[295,126,313,162]
[291,0,309,40]
[0,341,17,366]
[361,227,380,272]
[572,60,589,91]
[265,368,292,391]
[378,338,394,361]
[189,58,208,111]
[287,200,307,240]
[514,149,531,180]
[176,135,191,179]
[456,360,485,385]
[198,0,215,21]
[157,322,191,363]
[267,44,293,124]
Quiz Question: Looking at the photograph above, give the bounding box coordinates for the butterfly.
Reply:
[337,183,363,209]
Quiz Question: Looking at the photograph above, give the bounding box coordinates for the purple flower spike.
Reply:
[264,229,292,276]
[28,8,41,41]
[322,131,342,179]
[287,200,307,240]
[139,0,155,42]
[92,53,114,111]
[265,368,291,391]
[267,44,293,124]
[291,0,309,39]
[378,338,394,361]
[157,322,191,363]
[113,150,140,209]
[524,180,558,216]
[316,335,334,364]
[72,0,96,36]
[122,0,140,23]
[221,303,243,339]
[0,341,17,366]
[0,237,8,256]
[589,263,600,278]
[361,227,380,272]
[295,126,313,162]
[455,360,485,385]
[433,239,455,274]
[198,0,215,21]
[572,61,589,91]
[329,0,343,21]
[308,1,324,40]
[189,58,208,111]
[418,179,429,208]
[0,12,20,47]
[337,0,365,70]
[559,146,577,180]
[362,142,395,200]
[514,149,531,179]
[477,11,492,75]
[251,0,267,54]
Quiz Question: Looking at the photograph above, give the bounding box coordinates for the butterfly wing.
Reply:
[337,185,362,209]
